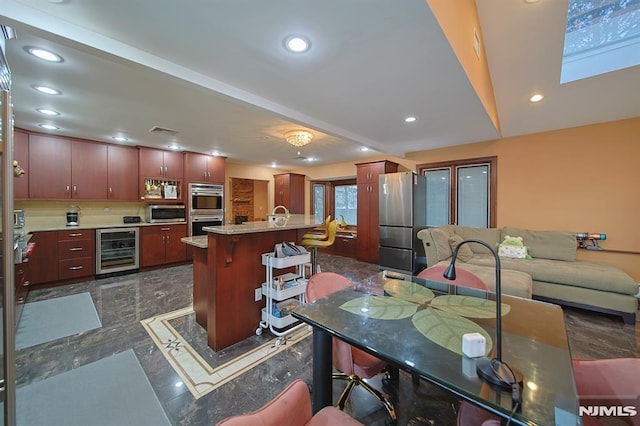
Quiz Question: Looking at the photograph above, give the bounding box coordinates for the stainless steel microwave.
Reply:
[147,204,186,223]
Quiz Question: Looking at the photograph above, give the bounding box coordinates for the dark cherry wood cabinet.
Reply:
[141,224,187,267]
[28,231,59,285]
[14,130,29,199]
[57,229,95,280]
[356,160,398,264]
[107,144,139,201]
[184,152,225,183]
[139,147,184,180]
[274,173,305,214]
[28,135,108,200]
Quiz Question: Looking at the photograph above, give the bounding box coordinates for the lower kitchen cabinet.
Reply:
[15,260,30,325]
[141,224,187,267]
[29,229,95,285]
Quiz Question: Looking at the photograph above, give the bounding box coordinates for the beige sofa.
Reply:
[417,225,638,324]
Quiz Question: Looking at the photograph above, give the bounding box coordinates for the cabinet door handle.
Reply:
[69,233,83,237]
[69,247,84,251]
[164,166,168,174]
[66,185,70,192]
[24,280,30,287]
[73,185,77,193]
[161,227,171,231]
[17,297,24,304]
[69,265,84,270]
[109,187,113,194]
[160,166,164,175]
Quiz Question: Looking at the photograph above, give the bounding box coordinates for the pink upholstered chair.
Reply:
[457,358,640,426]
[216,379,363,425]
[305,272,397,423]
[417,264,489,291]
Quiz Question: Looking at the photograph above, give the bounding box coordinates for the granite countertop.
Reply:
[203,215,319,235]
[181,235,207,248]
[25,221,186,235]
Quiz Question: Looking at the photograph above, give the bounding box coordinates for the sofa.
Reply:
[417,225,638,324]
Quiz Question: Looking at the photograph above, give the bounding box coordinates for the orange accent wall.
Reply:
[406,117,640,280]
[426,0,500,134]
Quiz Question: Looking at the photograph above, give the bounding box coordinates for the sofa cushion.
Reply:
[467,255,637,295]
[501,227,576,261]
[448,235,474,262]
[453,227,502,255]
[431,227,453,261]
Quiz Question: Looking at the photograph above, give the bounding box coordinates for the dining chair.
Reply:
[305,271,397,423]
[216,379,363,425]
[416,264,489,291]
[457,358,640,426]
[301,219,339,276]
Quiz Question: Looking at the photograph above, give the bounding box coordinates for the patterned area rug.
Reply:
[141,307,310,399]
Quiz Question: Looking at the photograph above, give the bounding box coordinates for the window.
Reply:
[417,156,496,228]
[310,179,357,226]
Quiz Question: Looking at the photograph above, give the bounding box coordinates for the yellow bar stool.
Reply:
[302,215,331,241]
[302,219,338,276]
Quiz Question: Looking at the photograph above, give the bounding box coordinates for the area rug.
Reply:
[17,349,171,426]
[16,292,102,350]
[141,307,311,399]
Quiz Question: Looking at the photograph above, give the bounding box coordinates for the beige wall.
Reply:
[406,117,640,280]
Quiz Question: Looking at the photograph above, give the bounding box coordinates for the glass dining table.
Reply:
[292,270,582,425]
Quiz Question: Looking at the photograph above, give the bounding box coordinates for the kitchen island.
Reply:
[181,215,318,351]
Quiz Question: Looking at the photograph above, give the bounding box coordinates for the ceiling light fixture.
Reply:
[33,85,61,95]
[39,124,59,130]
[405,116,417,123]
[283,35,311,53]
[529,93,544,103]
[112,136,129,142]
[285,130,313,147]
[36,108,60,116]
[27,47,63,63]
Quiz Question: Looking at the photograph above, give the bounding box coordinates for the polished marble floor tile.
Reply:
[16,254,638,425]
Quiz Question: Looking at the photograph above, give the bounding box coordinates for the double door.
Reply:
[141,224,187,267]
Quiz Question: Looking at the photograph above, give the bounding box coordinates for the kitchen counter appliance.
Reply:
[147,204,186,223]
[188,183,224,236]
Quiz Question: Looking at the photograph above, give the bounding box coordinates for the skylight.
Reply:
[561,0,640,83]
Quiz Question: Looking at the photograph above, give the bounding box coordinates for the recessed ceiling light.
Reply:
[405,116,417,123]
[283,35,311,53]
[360,147,370,152]
[27,47,63,63]
[211,150,221,156]
[112,136,129,142]
[36,108,59,116]
[529,93,544,103]
[524,0,540,3]
[271,162,277,168]
[168,144,180,150]
[39,124,59,130]
[33,85,61,95]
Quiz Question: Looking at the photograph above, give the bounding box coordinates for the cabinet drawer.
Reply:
[58,229,93,241]
[58,239,94,260]
[59,257,94,280]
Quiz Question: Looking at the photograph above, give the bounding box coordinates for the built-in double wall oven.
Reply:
[189,183,224,236]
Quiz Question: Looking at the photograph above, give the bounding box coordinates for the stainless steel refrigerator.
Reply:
[1,24,17,425]
[378,172,427,274]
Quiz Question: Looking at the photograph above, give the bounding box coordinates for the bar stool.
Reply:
[302,215,331,241]
[301,219,338,276]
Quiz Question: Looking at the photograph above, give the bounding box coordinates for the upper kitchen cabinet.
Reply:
[184,152,225,183]
[274,173,305,214]
[14,130,29,200]
[139,147,184,180]
[28,135,108,200]
[107,144,139,201]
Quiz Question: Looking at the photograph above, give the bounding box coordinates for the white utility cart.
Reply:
[256,251,310,346]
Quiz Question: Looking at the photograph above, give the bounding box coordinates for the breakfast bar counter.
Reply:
[182,215,318,351]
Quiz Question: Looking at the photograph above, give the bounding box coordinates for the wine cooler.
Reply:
[96,227,140,275]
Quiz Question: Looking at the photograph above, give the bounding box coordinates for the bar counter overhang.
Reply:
[181,215,318,351]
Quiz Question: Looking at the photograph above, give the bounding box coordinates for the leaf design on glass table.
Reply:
[340,296,419,320]
[411,307,493,355]
[383,279,435,305]
[430,295,511,318]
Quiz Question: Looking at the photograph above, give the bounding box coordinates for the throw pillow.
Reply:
[448,234,474,262]
[497,235,531,259]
